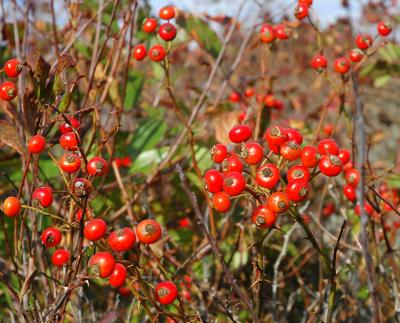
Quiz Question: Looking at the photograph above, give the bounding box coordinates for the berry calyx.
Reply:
[256,164,280,189]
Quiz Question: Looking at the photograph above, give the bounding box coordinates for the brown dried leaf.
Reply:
[56,54,76,73]
[0,121,28,158]
[214,112,239,145]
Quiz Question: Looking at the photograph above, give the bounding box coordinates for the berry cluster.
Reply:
[204,124,352,228]
[133,6,177,62]
[0,58,22,101]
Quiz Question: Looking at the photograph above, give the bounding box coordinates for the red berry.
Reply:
[342,161,353,172]
[311,55,328,72]
[133,44,147,61]
[294,3,309,20]
[136,219,162,244]
[264,94,276,108]
[274,24,290,40]
[323,202,335,217]
[52,249,70,267]
[60,117,80,134]
[237,111,246,122]
[0,81,18,101]
[2,197,21,217]
[286,128,303,145]
[229,124,252,143]
[87,156,108,176]
[323,123,334,136]
[159,6,176,20]
[345,168,360,187]
[71,178,93,197]
[59,153,81,173]
[264,126,288,153]
[299,0,313,6]
[244,87,255,97]
[256,164,280,189]
[158,23,177,41]
[229,91,241,103]
[286,179,310,202]
[4,58,22,78]
[84,218,107,241]
[27,135,46,154]
[318,155,342,177]
[210,144,227,163]
[155,281,178,305]
[222,155,243,173]
[333,57,350,74]
[241,142,264,165]
[287,165,310,182]
[343,184,356,201]
[89,252,116,278]
[377,22,392,37]
[338,149,350,165]
[60,132,79,151]
[108,228,136,252]
[109,263,127,288]
[267,192,290,213]
[178,217,190,228]
[355,202,374,216]
[260,24,275,43]
[32,186,53,208]
[317,138,339,155]
[148,45,166,62]
[204,169,224,193]
[223,172,246,196]
[143,17,157,33]
[348,48,364,62]
[251,205,277,228]
[301,146,321,168]
[41,227,62,248]
[355,34,373,50]
[212,191,231,213]
[280,141,302,161]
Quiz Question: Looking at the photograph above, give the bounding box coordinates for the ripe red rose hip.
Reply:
[229,91,241,103]
[87,156,108,176]
[343,184,356,201]
[60,132,79,151]
[318,155,342,177]
[148,44,166,62]
[377,22,392,37]
[294,3,309,20]
[264,125,288,153]
[89,252,116,278]
[333,57,350,74]
[28,135,46,154]
[4,58,23,78]
[311,55,328,72]
[345,168,360,187]
[212,191,231,213]
[159,6,175,20]
[287,165,310,182]
[109,263,127,288]
[274,24,290,40]
[2,196,21,217]
[280,141,302,161]
[41,227,62,248]
[59,153,81,173]
[143,17,157,33]
[204,169,224,193]
[52,249,70,267]
[286,179,310,202]
[60,117,80,134]
[301,146,321,168]
[32,186,53,208]
[338,149,350,165]
[251,205,277,228]
[223,171,246,196]
[0,81,18,101]
[136,219,162,244]
[317,138,339,155]
[222,155,243,173]
[133,44,147,61]
[229,124,252,143]
[71,178,93,197]
[241,142,263,165]
[158,23,177,41]
[210,144,227,163]
[256,164,280,189]
[260,24,275,43]
[286,128,303,145]
[299,0,313,6]
[348,48,364,63]
[355,202,374,216]
[155,281,178,305]
[84,218,107,241]
[355,34,373,50]
[108,228,136,252]
[267,192,290,213]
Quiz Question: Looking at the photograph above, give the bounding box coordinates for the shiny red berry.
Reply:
[301,146,321,168]
[212,191,231,213]
[317,138,339,155]
[159,6,176,20]
[264,126,288,153]
[60,132,79,151]
[136,219,162,244]
[229,91,241,103]
[345,168,360,187]
[274,24,290,40]
[2,197,21,217]
[355,34,373,50]
[251,205,277,228]
[286,128,303,145]
[343,184,356,201]
[143,18,157,33]
[223,171,246,196]
[311,55,328,72]
[267,192,290,213]
[348,48,364,62]
[333,57,350,74]
[59,153,81,173]
[256,164,280,189]
[377,22,392,37]
[89,252,116,278]
[222,155,243,173]
[294,3,309,20]
[87,156,108,176]
[210,144,227,163]
[338,149,350,165]
[60,117,80,134]
[229,124,252,143]
[32,186,53,208]
[280,141,302,161]
[0,81,18,101]
[286,179,310,202]
[287,165,310,182]
[241,142,264,165]
[108,228,136,252]
[148,45,166,62]
[204,169,224,193]
[84,218,107,241]
[155,281,178,305]
[260,24,275,43]
[244,88,255,97]
[4,58,23,78]
[158,23,177,41]
[27,135,46,154]
[355,202,374,216]
[318,155,342,177]
[41,227,62,248]
[52,249,70,267]
[109,263,127,288]
[133,44,147,61]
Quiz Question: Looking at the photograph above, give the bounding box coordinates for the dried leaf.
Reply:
[18,269,37,300]
[56,54,76,73]
[0,121,28,157]
[214,112,238,145]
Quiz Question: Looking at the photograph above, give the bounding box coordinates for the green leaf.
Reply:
[129,147,169,174]
[123,70,144,110]
[374,74,391,87]
[177,13,222,58]
[387,174,400,189]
